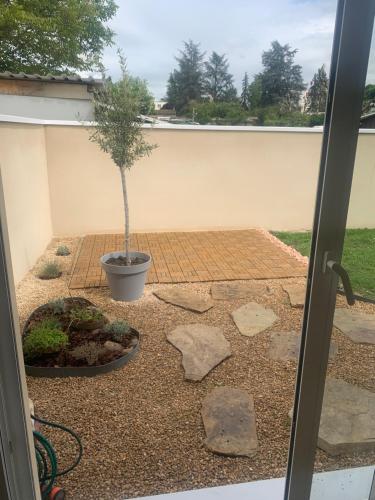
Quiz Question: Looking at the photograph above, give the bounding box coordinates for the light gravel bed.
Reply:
[17,238,375,499]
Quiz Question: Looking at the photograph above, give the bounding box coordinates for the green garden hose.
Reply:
[31,414,83,499]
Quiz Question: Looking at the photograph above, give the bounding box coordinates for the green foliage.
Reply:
[104,320,130,342]
[90,53,156,170]
[70,341,105,365]
[305,65,328,113]
[56,245,70,256]
[0,0,118,74]
[240,72,251,110]
[257,107,324,127]
[47,298,66,315]
[248,74,263,110]
[203,52,237,102]
[189,101,249,125]
[273,229,375,300]
[166,40,205,112]
[260,41,305,111]
[362,84,375,114]
[23,319,68,360]
[37,261,61,280]
[69,306,103,323]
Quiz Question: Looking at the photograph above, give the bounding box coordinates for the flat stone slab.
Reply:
[283,283,305,308]
[318,378,375,455]
[334,308,375,344]
[154,288,213,313]
[268,331,337,362]
[231,302,278,337]
[201,387,258,457]
[211,281,269,300]
[167,324,231,381]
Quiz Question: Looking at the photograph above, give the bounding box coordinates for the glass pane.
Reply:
[310,22,375,500]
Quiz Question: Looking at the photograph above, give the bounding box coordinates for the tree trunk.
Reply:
[119,166,131,265]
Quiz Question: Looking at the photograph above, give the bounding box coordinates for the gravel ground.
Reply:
[17,237,375,499]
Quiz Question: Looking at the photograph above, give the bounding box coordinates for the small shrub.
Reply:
[56,245,70,256]
[69,306,104,323]
[37,261,61,280]
[70,342,105,365]
[23,319,68,360]
[47,298,66,315]
[104,320,130,341]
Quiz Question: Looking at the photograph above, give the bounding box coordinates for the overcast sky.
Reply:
[102,0,374,99]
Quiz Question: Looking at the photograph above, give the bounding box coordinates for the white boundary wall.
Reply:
[1,115,374,280]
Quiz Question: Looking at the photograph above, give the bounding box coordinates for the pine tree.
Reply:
[166,40,205,112]
[240,72,251,110]
[203,52,237,102]
[305,65,328,113]
[260,41,305,111]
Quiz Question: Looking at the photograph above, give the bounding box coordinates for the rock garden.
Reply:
[17,237,375,500]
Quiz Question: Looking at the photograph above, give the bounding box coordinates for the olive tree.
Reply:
[90,56,156,264]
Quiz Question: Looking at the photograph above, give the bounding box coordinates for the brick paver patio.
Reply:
[69,230,307,289]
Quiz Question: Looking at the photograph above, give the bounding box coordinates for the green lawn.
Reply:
[272,229,375,300]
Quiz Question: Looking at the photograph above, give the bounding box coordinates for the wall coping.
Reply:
[1,113,375,134]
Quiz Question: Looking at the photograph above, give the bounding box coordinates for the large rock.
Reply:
[211,281,269,301]
[268,331,337,362]
[201,387,258,457]
[154,288,213,313]
[231,302,278,337]
[167,324,231,381]
[318,378,375,455]
[283,283,305,308]
[334,308,375,344]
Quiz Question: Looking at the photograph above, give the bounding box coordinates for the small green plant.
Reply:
[56,245,70,256]
[70,342,105,365]
[104,320,130,341]
[37,261,61,280]
[47,298,66,315]
[69,306,104,323]
[23,319,68,360]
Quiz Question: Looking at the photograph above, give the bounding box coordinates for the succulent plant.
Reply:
[23,319,68,361]
[70,342,105,366]
[56,245,70,256]
[37,261,62,280]
[69,306,104,323]
[47,298,66,315]
[104,320,131,342]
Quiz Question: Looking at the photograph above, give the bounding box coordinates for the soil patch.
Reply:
[106,256,147,266]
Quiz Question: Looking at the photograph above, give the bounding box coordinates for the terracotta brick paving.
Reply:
[69,230,307,289]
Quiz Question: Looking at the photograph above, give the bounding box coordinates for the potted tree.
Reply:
[90,55,156,301]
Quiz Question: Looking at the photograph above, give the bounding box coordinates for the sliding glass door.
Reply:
[285,1,375,499]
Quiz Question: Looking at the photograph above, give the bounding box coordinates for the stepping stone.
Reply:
[154,288,213,313]
[334,308,375,344]
[201,387,258,457]
[211,281,269,300]
[167,324,231,381]
[283,283,305,308]
[318,378,375,455]
[231,302,278,337]
[268,331,337,362]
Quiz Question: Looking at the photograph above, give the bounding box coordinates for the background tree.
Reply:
[0,0,117,74]
[90,54,156,264]
[248,74,263,110]
[305,65,328,113]
[166,40,205,112]
[127,76,155,115]
[260,41,305,111]
[203,51,237,102]
[362,84,375,114]
[240,72,251,110]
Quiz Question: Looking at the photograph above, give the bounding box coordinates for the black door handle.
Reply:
[324,257,355,305]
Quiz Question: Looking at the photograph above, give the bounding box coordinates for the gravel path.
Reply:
[18,238,375,499]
